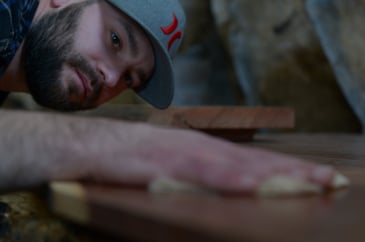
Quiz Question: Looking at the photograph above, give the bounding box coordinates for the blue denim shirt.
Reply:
[0,0,38,104]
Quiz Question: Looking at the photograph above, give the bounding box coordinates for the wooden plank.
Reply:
[79,105,295,142]
[49,134,365,242]
[49,179,365,242]
[249,134,365,167]
[80,105,295,128]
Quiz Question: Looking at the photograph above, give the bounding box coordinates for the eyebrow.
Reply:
[123,22,139,57]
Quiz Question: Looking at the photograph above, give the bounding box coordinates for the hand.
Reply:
[78,122,335,194]
[0,110,335,194]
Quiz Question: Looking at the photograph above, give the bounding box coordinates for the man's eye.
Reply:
[111,32,121,49]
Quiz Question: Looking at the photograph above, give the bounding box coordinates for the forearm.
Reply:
[0,109,337,195]
[0,109,136,191]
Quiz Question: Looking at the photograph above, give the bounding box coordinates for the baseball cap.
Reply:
[106,0,186,109]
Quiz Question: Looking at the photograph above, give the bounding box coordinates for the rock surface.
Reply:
[307,0,365,129]
[175,0,362,132]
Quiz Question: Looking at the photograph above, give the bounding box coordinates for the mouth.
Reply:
[75,68,93,99]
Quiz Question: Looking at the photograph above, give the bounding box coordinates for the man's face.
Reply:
[23,0,155,111]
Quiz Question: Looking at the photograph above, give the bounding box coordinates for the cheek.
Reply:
[74,42,104,61]
[74,9,104,51]
[74,27,106,61]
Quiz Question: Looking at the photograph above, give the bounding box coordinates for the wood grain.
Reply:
[79,105,295,141]
[49,134,365,242]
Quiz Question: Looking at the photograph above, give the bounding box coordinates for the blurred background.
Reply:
[172,0,365,133]
[5,0,365,133]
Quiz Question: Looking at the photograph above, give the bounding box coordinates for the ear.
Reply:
[50,0,72,9]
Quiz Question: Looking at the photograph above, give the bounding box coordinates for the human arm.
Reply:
[0,109,336,194]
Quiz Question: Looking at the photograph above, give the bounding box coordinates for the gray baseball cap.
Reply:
[106,0,186,109]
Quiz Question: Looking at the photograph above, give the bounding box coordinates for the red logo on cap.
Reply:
[161,13,182,51]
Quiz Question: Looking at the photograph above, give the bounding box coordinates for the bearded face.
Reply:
[23,1,101,111]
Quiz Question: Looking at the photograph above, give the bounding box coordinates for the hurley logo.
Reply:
[160,13,182,51]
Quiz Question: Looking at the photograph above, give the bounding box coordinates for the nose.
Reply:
[97,60,123,88]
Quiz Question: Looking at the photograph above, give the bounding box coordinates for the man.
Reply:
[0,0,335,193]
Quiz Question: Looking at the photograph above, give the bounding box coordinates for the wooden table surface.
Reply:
[50,134,365,242]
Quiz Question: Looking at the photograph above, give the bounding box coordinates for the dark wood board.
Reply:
[49,134,365,242]
[79,105,295,141]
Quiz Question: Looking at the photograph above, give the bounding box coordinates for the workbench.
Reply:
[44,133,365,242]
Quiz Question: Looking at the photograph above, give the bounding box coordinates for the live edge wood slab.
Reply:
[49,134,365,242]
[80,105,295,141]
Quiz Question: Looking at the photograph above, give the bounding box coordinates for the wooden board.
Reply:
[49,134,365,242]
[79,105,295,141]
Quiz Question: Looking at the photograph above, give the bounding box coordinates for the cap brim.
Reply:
[136,39,174,109]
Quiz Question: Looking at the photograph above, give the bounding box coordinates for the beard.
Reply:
[23,0,101,111]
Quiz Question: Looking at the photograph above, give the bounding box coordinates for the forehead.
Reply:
[101,1,143,32]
